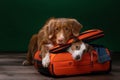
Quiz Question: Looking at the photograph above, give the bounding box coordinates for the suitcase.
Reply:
[33,29,111,76]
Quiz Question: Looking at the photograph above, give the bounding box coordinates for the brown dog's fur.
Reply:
[23,18,83,66]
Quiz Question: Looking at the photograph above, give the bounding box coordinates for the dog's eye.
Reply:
[55,27,59,31]
[76,46,80,50]
[65,27,69,31]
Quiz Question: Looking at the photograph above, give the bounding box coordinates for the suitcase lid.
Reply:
[50,29,104,53]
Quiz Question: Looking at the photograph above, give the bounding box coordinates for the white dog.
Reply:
[67,41,93,61]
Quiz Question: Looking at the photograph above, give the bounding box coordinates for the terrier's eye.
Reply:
[76,46,80,50]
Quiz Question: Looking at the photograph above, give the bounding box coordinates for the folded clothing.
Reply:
[94,46,111,63]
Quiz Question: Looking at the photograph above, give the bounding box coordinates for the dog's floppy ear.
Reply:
[44,18,55,39]
[70,19,83,37]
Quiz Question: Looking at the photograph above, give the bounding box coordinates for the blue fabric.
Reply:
[94,47,111,63]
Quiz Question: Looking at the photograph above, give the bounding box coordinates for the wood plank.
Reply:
[0,53,54,80]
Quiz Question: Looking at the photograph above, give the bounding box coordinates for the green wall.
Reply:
[0,0,120,52]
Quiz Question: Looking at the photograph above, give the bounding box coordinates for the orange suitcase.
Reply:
[33,29,111,76]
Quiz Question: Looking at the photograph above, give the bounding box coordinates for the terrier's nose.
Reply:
[75,55,80,60]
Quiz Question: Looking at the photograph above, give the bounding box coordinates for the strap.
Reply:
[90,51,94,67]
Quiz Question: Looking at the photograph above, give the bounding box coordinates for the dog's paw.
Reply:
[42,53,50,68]
[22,60,32,66]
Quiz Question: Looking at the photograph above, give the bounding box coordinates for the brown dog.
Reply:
[23,18,83,67]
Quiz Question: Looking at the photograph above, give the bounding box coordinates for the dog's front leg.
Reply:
[42,52,50,68]
[40,45,50,68]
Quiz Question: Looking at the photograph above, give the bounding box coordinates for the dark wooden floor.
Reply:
[0,52,120,80]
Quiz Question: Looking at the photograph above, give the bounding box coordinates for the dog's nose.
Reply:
[75,55,80,60]
[58,39,63,42]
